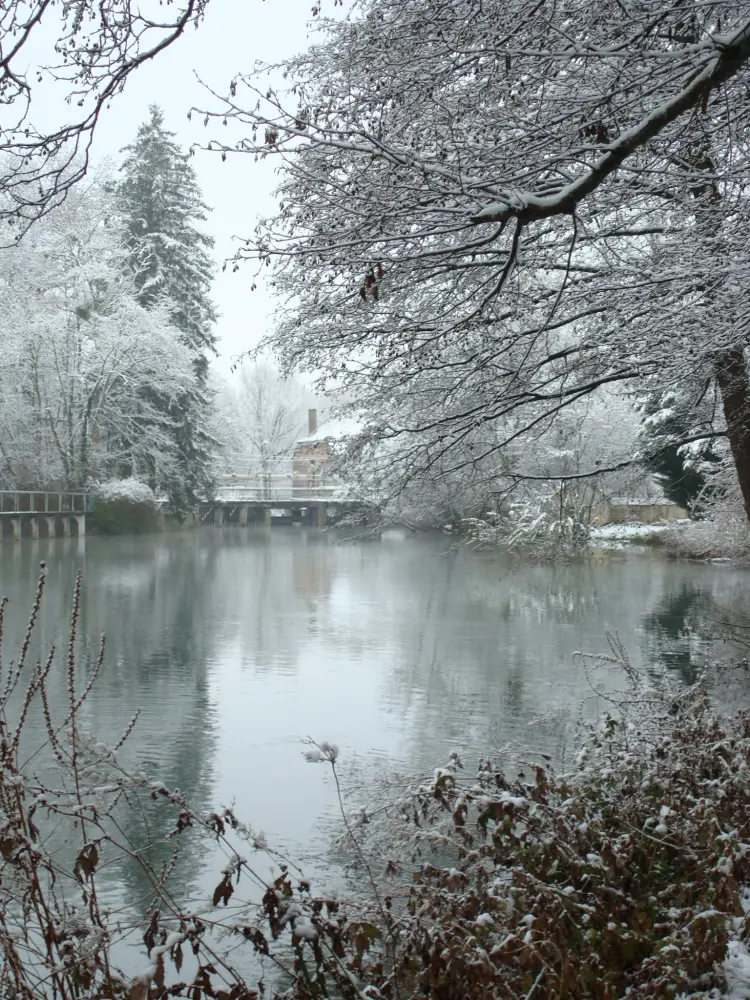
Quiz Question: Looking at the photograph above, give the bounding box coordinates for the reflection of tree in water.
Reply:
[5,532,750,920]
[377,548,750,767]
[0,537,220,913]
[641,587,713,684]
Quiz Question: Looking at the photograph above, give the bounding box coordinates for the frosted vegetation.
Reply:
[3,0,750,554]
[95,480,157,507]
[4,0,750,994]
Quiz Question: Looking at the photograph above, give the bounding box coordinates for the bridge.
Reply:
[0,474,373,540]
[200,474,368,527]
[0,491,88,541]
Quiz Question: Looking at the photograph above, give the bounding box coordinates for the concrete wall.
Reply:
[594,501,689,526]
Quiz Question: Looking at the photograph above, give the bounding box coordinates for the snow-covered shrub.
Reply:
[319,648,750,999]
[96,477,157,506]
[664,456,750,561]
[91,477,158,534]
[461,484,594,558]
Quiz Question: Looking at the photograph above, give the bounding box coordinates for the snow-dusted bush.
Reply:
[461,484,594,559]
[317,645,750,999]
[95,477,156,507]
[665,456,750,561]
[91,478,158,533]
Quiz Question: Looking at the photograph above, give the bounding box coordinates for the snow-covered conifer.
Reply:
[118,106,218,514]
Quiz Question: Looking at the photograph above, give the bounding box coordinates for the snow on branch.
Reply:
[471,18,750,226]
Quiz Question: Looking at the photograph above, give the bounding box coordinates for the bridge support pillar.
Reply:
[61,516,70,538]
[10,517,21,542]
[214,506,224,527]
[28,517,39,540]
[75,514,86,537]
[264,507,272,528]
[315,503,328,529]
[44,516,57,539]
[238,505,248,526]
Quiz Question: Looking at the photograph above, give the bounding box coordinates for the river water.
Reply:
[1,528,748,918]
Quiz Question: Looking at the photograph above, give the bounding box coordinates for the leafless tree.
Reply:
[0,0,210,238]
[219,364,308,482]
[197,0,750,520]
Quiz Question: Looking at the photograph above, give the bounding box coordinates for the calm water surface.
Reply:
[1,528,748,909]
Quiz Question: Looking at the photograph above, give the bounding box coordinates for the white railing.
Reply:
[212,474,345,503]
[0,490,88,515]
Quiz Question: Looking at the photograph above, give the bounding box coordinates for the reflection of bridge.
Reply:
[200,474,369,527]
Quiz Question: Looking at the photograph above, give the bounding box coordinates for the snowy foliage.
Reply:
[118,107,218,514]
[95,478,156,507]
[324,644,750,999]
[461,485,594,559]
[665,452,750,560]
[0,172,198,491]
[637,382,721,511]
[119,107,217,361]
[201,0,750,528]
[214,364,310,476]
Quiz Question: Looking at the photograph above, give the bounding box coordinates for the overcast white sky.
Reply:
[84,0,349,380]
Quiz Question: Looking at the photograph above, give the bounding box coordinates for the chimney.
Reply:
[308,408,317,435]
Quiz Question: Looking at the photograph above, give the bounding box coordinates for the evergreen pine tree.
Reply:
[637,385,719,512]
[118,106,218,515]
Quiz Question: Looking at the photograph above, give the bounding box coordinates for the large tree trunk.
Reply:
[713,347,750,524]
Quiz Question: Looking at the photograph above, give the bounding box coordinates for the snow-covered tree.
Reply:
[0,1,210,237]
[637,381,721,511]
[118,107,218,514]
[223,365,308,476]
[200,0,750,522]
[0,173,197,490]
[214,364,321,484]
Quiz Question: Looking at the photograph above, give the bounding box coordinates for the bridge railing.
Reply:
[212,474,345,502]
[0,491,88,515]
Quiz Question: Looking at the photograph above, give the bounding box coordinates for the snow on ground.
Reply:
[590,521,671,545]
[724,887,750,1000]
[724,937,750,1000]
